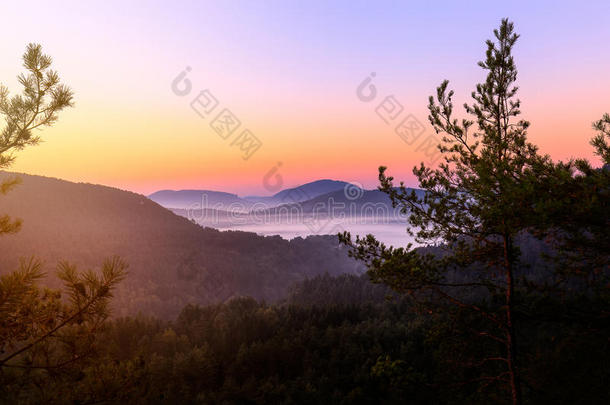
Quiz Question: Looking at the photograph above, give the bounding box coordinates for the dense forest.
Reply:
[2,274,607,404]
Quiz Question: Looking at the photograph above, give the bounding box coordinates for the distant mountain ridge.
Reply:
[149,179,352,211]
[268,179,351,204]
[262,187,425,216]
[152,181,425,236]
[148,189,254,211]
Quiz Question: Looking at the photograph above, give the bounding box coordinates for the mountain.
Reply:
[149,180,352,212]
[148,189,252,211]
[264,179,351,204]
[262,187,426,217]
[0,172,364,319]
[166,185,425,243]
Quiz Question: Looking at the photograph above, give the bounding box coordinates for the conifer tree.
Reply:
[0,45,126,399]
[340,19,554,404]
[0,43,73,235]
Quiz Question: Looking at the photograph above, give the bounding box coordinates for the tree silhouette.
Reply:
[340,19,571,404]
[0,43,73,235]
[0,45,126,400]
[591,113,610,164]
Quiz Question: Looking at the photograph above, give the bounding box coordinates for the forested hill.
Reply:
[0,172,364,318]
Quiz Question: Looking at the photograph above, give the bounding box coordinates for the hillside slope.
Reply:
[0,172,363,318]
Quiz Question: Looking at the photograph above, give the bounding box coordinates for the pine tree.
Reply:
[591,113,610,165]
[340,19,557,404]
[0,45,127,400]
[0,43,74,235]
[531,114,610,294]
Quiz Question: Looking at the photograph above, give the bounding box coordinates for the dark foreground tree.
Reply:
[0,257,126,401]
[341,19,608,404]
[592,113,610,164]
[0,44,127,402]
[0,43,73,236]
[547,113,610,275]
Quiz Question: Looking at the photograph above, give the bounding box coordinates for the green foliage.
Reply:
[86,289,435,405]
[12,275,603,404]
[0,43,73,236]
[591,113,610,164]
[0,257,126,402]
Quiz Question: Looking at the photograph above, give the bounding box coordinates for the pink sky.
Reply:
[2,0,608,196]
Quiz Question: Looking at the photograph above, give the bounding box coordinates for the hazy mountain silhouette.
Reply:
[151,180,425,219]
[148,189,253,211]
[150,180,352,211]
[165,183,425,238]
[261,187,426,217]
[263,179,350,204]
[0,172,363,318]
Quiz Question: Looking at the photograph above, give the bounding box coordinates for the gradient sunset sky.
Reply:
[2,0,609,195]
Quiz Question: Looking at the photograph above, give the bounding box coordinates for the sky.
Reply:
[1,0,609,196]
